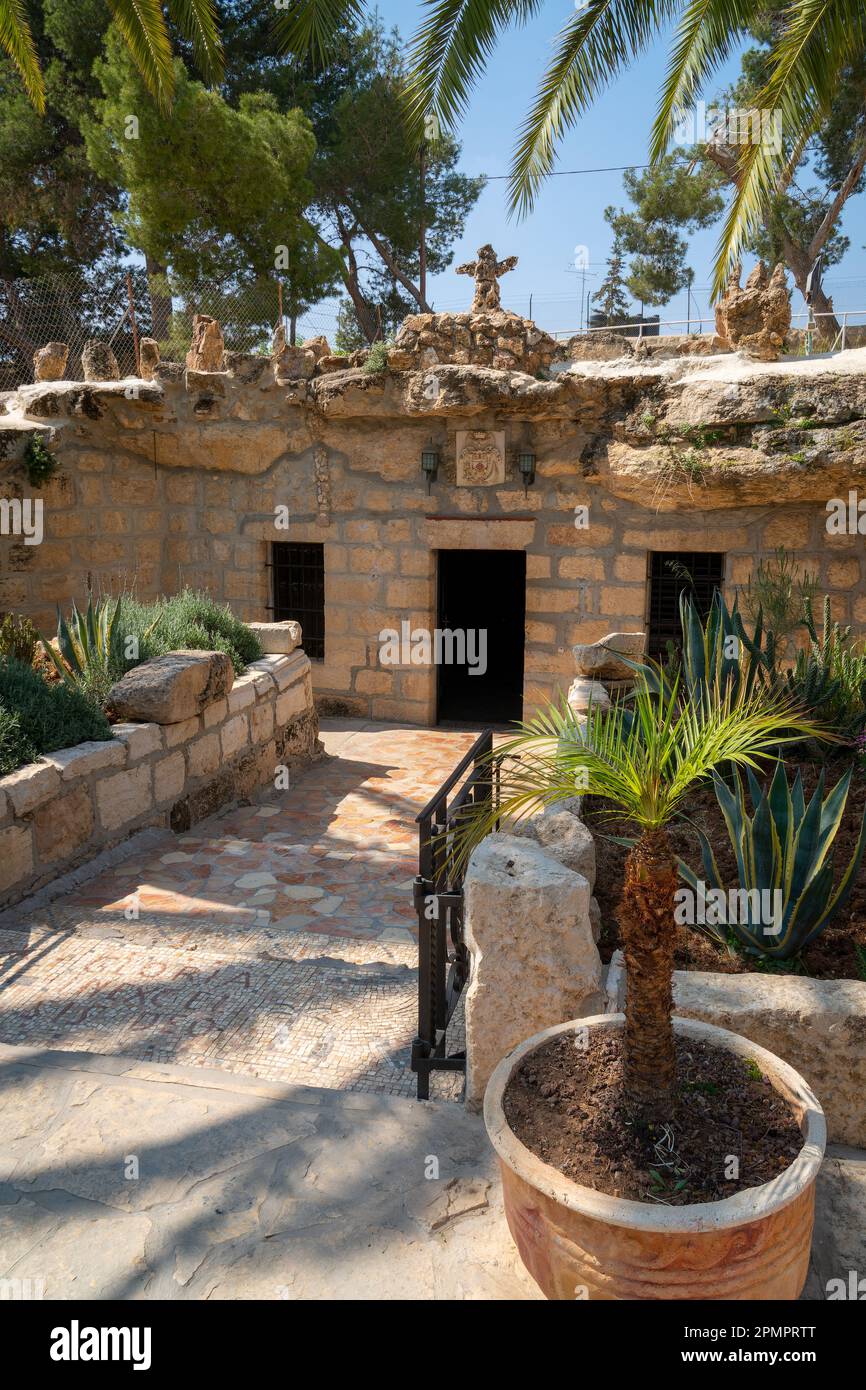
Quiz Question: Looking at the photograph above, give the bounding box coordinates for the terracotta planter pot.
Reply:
[484,1013,826,1301]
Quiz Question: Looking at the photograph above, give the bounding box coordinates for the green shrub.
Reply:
[0,705,37,775]
[0,613,39,665]
[0,658,112,770]
[119,590,263,675]
[782,595,866,744]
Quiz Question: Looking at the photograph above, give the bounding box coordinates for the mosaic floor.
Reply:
[0,722,476,1099]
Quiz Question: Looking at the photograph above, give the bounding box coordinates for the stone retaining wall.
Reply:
[0,646,319,909]
[604,950,866,1148]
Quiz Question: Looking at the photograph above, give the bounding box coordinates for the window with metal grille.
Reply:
[647,552,725,658]
[271,542,325,661]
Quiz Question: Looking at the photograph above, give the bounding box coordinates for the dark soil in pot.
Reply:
[503,1032,804,1205]
[585,763,866,980]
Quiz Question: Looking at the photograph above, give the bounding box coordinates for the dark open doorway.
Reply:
[436,549,526,726]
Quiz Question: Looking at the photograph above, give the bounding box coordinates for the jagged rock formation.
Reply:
[139,338,160,381]
[82,340,120,382]
[185,314,225,372]
[715,262,792,361]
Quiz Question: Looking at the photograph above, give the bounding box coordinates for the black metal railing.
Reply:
[411,730,499,1100]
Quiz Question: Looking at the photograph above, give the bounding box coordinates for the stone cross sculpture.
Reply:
[456,244,519,313]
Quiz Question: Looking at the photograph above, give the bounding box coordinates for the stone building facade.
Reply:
[2,294,866,727]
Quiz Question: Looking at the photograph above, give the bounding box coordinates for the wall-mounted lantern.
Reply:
[421,440,440,493]
[518,449,537,497]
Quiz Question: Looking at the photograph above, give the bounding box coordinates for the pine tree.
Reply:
[593,247,630,326]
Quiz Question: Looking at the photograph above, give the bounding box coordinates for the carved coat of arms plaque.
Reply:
[455,429,506,486]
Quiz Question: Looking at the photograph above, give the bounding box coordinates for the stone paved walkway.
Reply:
[0,1045,860,1301]
[0,722,476,1099]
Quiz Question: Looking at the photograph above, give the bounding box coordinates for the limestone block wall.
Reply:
[2,348,866,726]
[0,648,318,909]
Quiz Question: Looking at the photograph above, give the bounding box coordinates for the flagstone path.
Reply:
[0,722,476,1099]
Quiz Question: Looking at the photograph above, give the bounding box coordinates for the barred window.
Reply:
[272,542,324,661]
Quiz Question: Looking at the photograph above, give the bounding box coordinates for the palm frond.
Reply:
[105,0,175,110]
[0,0,45,112]
[651,0,759,162]
[406,0,542,138]
[167,0,224,85]
[450,675,824,873]
[506,0,680,217]
[273,0,366,63]
[711,0,866,295]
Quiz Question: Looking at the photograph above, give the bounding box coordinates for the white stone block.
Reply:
[1,762,61,817]
[463,833,602,1109]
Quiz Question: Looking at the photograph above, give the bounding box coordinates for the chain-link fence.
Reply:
[0,269,339,390]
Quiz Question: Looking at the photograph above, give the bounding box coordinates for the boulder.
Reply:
[139,338,160,381]
[514,808,596,889]
[33,342,69,382]
[185,314,225,372]
[223,352,272,385]
[107,650,234,725]
[271,324,316,381]
[152,361,185,384]
[303,334,332,361]
[463,833,602,1108]
[246,620,302,655]
[82,340,120,382]
[573,631,645,680]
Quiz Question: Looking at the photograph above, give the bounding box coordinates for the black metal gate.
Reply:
[411,731,499,1099]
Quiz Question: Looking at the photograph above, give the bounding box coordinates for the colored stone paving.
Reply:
[0,722,476,1099]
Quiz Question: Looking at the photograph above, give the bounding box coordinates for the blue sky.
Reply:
[364,0,866,337]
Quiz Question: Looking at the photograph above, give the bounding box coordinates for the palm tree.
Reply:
[453,675,820,1113]
[276,0,866,298]
[0,0,222,113]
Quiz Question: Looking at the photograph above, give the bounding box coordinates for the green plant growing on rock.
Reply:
[678,762,866,961]
[23,435,59,487]
[363,340,391,375]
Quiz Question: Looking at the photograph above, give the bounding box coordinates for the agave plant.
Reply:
[616,590,774,707]
[41,595,127,698]
[452,672,822,1117]
[679,761,866,961]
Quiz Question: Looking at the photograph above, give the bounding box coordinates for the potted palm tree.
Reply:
[458,674,828,1301]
